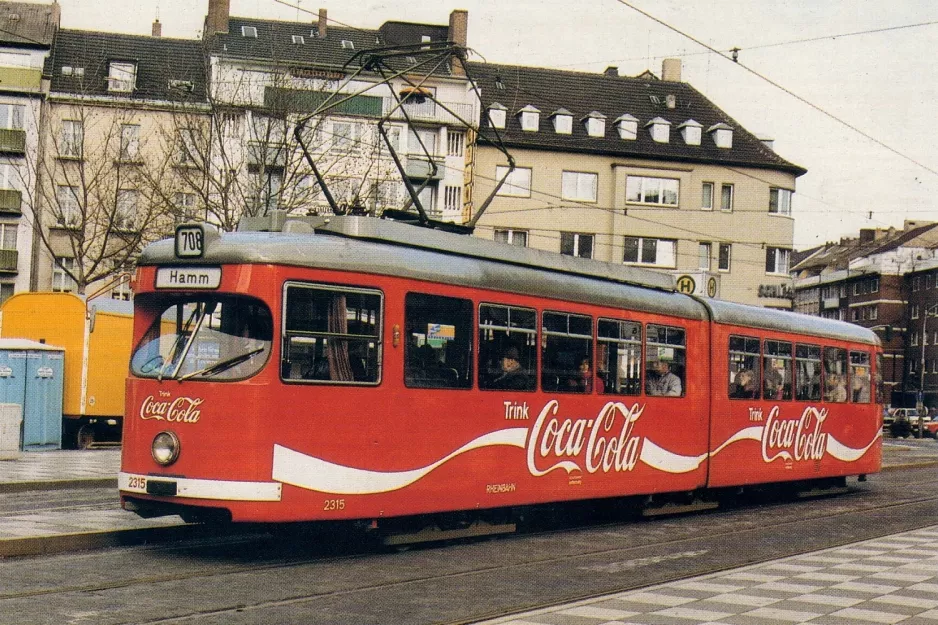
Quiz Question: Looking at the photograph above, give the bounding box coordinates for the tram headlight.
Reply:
[151,431,180,466]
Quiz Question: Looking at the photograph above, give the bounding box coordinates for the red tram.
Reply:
[119,215,883,528]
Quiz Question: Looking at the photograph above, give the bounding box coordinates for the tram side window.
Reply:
[824,347,848,403]
[850,351,871,403]
[645,324,685,397]
[479,303,537,391]
[542,311,593,393]
[404,293,472,389]
[795,344,822,401]
[763,340,793,400]
[597,318,642,395]
[282,284,382,384]
[728,335,760,399]
[874,353,885,404]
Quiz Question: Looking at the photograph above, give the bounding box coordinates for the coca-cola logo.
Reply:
[139,395,203,424]
[527,400,644,477]
[762,405,827,465]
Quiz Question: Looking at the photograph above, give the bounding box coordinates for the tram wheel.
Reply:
[76,425,95,450]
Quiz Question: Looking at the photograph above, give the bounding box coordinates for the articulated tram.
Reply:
[119,214,882,530]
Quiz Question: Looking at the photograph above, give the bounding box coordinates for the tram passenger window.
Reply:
[542,311,593,393]
[728,335,760,399]
[597,319,642,395]
[795,344,822,401]
[850,351,871,403]
[404,293,472,389]
[874,353,885,404]
[824,347,848,403]
[478,304,536,391]
[645,324,685,397]
[281,284,382,385]
[763,340,793,400]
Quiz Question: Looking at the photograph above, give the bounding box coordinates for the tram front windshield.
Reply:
[131,295,273,381]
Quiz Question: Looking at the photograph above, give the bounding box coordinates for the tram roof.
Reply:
[139,215,879,346]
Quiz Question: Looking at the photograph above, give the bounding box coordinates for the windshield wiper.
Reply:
[177,347,266,381]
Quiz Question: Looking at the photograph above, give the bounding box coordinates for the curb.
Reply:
[0,477,117,494]
[0,523,192,558]
[882,460,938,471]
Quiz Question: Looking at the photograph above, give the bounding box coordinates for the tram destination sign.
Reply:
[156,267,222,289]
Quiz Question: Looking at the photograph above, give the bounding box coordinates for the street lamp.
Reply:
[919,303,938,437]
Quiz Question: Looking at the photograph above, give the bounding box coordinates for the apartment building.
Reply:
[467,60,805,308]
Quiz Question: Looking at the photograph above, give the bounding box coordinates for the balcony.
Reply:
[384,99,475,125]
[0,66,42,93]
[247,142,287,167]
[404,155,445,181]
[0,189,20,215]
[822,296,840,309]
[0,128,25,155]
[0,248,17,273]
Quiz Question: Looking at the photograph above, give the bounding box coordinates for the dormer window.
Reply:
[517,105,540,132]
[241,25,257,38]
[645,116,671,143]
[341,40,355,49]
[61,66,72,76]
[708,122,734,148]
[614,114,638,140]
[488,103,507,129]
[551,108,572,134]
[582,111,606,137]
[108,61,136,93]
[678,119,702,146]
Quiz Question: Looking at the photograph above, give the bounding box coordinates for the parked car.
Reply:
[887,408,938,438]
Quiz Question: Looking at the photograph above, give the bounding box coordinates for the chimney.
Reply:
[317,8,327,39]
[152,19,162,37]
[604,66,618,77]
[205,0,230,37]
[661,58,682,82]
[448,9,468,77]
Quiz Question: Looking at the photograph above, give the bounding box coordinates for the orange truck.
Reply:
[0,292,133,448]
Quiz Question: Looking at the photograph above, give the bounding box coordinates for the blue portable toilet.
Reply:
[0,339,65,450]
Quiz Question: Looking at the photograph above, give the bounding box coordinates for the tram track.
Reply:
[3,475,938,625]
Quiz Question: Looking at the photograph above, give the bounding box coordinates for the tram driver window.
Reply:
[763,340,793,400]
[404,293,472,389]
[597,318,642,395]
[728,335,760,399]
[850,351,871,403]
[281,284,382,384]
[645,324,685,397]
[824,347,848,403]
[795,344,822,401]
[478,303,537,391]
[542,311,593,393]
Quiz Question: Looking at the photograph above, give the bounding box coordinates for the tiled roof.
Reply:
[209,16,455,76]
[0,1,58,47]
[792,223,938,273]
[46,29,207,102]
[466,61,807,176]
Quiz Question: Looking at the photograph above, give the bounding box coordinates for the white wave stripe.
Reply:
[711,426,764,457]
[825,430,882,462]
[639,439,708,474]
[272,428,529,495]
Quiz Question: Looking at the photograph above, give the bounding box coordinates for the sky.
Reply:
[52,0,938,250]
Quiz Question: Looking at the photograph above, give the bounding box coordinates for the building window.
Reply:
[0,103,24,130]
[494,229,527,247]
[253,168,283,211]
[561,171,598,202]
[333,121,362,154]
[0,52,29,68]
[769,188,792,216]
[561,232,593,259]
[0,223,16,251]
[115,189,138,231]
[0,282,12,306]
[443,185,461,213]
[913,276,921,291]
[56,185,80,226]
[765,247,791,275]
[912,305,920,319]
[488,106,506,129]
[174,192,198,221]
[623,236,676,268]
[446,131,465,157]
[871,277,880,293]
[625,176,679,206]
[119,124,139,161]
[292,35,305,44]
[107,61,136,92]
[111,275,132,301]
[60,120,83,158]
[698,242,711,271]
[52,257,76,293]
[720,183,734,211]
[177,128,198,165]
[701,182,713,210]
[242,26,258,38]
[494,166,531,197]
[718,243,731,271]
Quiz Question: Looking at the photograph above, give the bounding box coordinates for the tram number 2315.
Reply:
[323,498,346,511]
